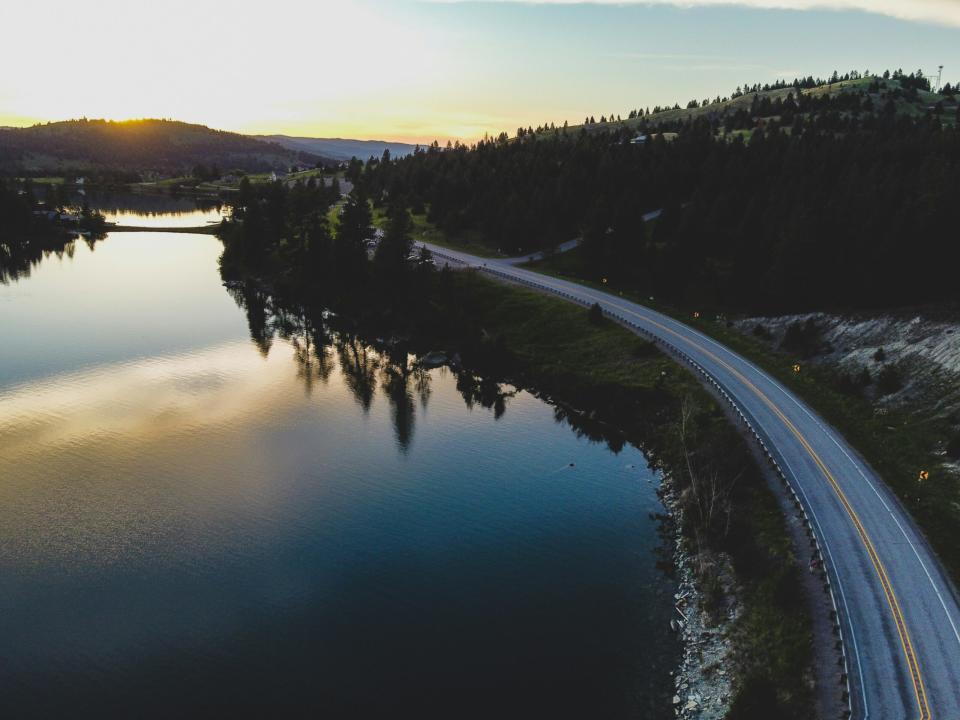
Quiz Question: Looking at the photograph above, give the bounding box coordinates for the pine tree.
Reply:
[335,191,373,282]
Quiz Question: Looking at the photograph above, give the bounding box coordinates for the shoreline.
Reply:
[215,260,816,718]
[658,471,735,719]
[449,270,815,717]
[107,224,220,234]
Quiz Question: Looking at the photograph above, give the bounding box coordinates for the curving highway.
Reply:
[421,241,960,719]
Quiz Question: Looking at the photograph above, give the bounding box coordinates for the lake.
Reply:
[0,195,677,718]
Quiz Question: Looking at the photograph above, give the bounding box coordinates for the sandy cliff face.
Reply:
[736,311,960,420]
[735,309,960,482]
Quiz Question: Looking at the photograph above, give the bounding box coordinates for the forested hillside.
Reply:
[358,72,960,314]
[525,69,957,137]
[0,119,323,178]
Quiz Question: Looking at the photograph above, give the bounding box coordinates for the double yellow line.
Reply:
[566,285,932,719]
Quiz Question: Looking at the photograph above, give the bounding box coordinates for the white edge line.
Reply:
[428,243,959,705]
[492,251,960,656]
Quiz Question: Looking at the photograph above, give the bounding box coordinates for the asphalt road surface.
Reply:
[422,241,960,719]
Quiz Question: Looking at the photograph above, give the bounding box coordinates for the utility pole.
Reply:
[936,65,944,93]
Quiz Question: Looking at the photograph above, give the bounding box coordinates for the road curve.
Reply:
[422,242,960,719]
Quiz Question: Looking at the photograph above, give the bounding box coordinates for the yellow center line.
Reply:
[557,283,932,719]
[460,259,930,715]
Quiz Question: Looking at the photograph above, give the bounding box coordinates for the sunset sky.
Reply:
[1,0,957,143]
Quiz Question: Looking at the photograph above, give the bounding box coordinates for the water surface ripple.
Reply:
[0,204,676,718]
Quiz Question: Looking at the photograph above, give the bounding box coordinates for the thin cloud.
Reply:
[439,0,960,28]
[604,53,772,72]
[603,52,728,60]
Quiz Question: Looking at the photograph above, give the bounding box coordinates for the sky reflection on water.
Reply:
[0,209,676,718]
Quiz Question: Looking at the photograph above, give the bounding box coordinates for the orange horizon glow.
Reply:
[0,113,483,147]
[2,0,957,147]
[0,0,521,146]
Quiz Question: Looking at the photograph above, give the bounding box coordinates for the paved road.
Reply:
[422,242,960,719]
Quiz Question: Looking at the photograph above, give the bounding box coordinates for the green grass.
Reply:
[409,212,503,258]
[804,75,875,98]
[326,199,345,227]
[135,176,193,188]
[371,205,387,230]
[454,272,674,389]
[371,205,505,258]
[546,75,955,138]
[240,168,342,186]
[528,248,960,584]
[20,176,66,185]
[721,128,756,144]
[557,85,799,136]
[283,168,327,183]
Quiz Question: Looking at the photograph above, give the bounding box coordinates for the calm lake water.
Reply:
[0,196,677,717]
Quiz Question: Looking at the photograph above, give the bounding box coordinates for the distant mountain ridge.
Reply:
[256,135,418,162]
[0,119,325,176]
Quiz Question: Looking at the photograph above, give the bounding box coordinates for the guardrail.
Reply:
[430,249,855,719]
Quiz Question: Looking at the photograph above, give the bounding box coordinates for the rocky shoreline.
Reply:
[658,473,737,719]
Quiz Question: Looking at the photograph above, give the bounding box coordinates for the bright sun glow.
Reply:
[1,0,957,142]
[0,0,462,142]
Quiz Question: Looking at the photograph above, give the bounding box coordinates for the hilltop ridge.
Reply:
[517,70,957,140]
[0,119,326,178]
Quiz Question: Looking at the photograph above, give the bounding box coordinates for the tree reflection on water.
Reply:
[224,277,635,456]
[224,278,520,453]
[0,236,87,285]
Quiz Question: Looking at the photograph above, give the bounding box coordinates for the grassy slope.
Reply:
[529,247,960,584]
[4,119,307,174]
[443,272,812,715]
[326,200,344,227]
[401,79,954,257]
[17,176,66,185]
[371,205,504,258]
[555,76,956,137]
[130,169,345,195]
[244,168,331,185]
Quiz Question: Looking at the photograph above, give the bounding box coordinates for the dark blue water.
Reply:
[0,201,677,718]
